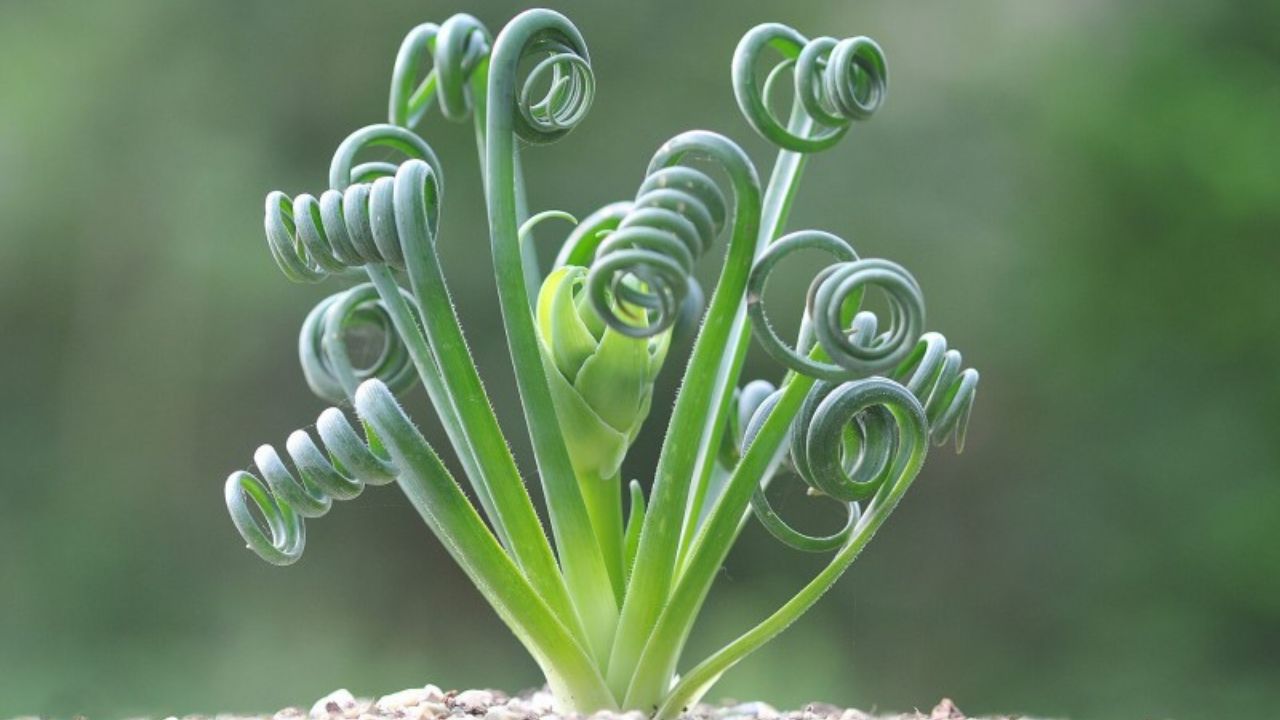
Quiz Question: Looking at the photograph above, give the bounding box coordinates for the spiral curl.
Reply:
[390,14,492,128]
[585,166,728,338]
[657,376,928,719]
[747,230,924,381]
[746,375,927,552]
[299,283,421,404]
[893,332,979,451]
[491,10,595,146]
[549,202,704,344]
[742,244,975,548]
[741,230,928,551]
[264,126,443,283]
[225,403,399,566]
[718,379,780,468]
[733,23,887,153]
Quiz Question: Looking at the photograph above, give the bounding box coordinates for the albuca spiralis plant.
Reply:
[224,9,978,717]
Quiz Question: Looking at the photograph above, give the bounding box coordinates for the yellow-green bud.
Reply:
[536,265,669,480]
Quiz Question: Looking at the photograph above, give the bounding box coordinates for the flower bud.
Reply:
[536,265,669,479]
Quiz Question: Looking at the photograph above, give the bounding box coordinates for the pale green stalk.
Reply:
[385,161,592,651]
[656,381,928,717]
[675,100,814,573]
[355,380,615,710]
[484,9,619,664]
[606,131,761,698]
[628,96,816,712]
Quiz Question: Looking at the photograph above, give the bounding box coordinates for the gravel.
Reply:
[109,684,1048,720]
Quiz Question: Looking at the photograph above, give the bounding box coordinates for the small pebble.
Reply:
[452,690,495,714]
[504,699,534,715]
[803,703,843,719]
[928,699,964,720]
[377,688,434,711]
[527,691,557,714]
[422,685,447,704]
[423,701,451,718]
[398,703,448,720]
[484,707,527,720]
[311,689,359,719]
[726,703,778,720]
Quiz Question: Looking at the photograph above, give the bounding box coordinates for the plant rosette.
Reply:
[222,8,980,717]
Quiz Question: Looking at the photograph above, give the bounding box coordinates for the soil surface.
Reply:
[74,684,1048,720]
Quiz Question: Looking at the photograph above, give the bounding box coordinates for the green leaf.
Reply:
[576,327,649,433]
[543,351,631,479]
[538,266,599,382]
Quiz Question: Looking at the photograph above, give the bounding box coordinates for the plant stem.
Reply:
[655,384,928,718]
[624,371,813,709]
[355,380,617,712]
[623,480,645,583]
[607,132,761,699]
[363,266,504,531]
[674,102,813,573]
[619,109,813,703]
[486,9,619,666]
[514,149,543,305]
[387,161,592,652]
[384,30,611,687]
[382,64,594,642]
[580,469,626,605]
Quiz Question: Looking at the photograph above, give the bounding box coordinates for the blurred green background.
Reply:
[2,1,1277,718]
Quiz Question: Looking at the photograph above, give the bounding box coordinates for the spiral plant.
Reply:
[224,10,978,717]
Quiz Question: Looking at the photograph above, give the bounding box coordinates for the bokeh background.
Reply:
[2,0,1277,718]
